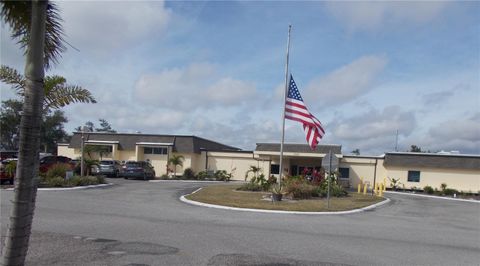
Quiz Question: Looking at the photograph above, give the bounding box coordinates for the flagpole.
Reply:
[278,25,291,186]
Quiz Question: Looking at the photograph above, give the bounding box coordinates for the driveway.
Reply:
[1,179,479,265]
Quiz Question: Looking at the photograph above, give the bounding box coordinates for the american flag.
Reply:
[285,75,325,149]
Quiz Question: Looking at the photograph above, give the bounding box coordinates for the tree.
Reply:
[41,109,68,153]
[168,154,184,177]
[351,149,360,155]
[1,65,96,111]
[75,121,94,132]
[96,118,116,133]
[75,119,115,133]
[1,99,70,154]
[410,145,422,152]
[1,1,65,264]
[0,100,22,150]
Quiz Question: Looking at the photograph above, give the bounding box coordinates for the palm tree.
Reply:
[1,1,65,264]
[245,165,261,181]
[1,65,96,111]
[168,154,184,178]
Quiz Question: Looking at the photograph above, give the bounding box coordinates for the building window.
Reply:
[338,167,349,179]
[270,164,279,175]
[144,147,167,155]
[408,171,420,182]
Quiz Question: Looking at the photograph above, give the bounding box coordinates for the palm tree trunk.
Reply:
[1,1,47,265]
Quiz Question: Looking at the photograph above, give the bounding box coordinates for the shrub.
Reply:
[46,176,65,187]
[159,174,169,180]
[267,175,277,185]
[46,163,69,179]
[285,179,317,199]
[314,186,327,198]
[331,183,348,197]
[96,175,106,184]
[237,182,263,191]
[183,168,196,180]
[196,170,209,180]
[214,170,231,182]
[423,185,434,194]
[443,188,458,196]
[5,161,17,178]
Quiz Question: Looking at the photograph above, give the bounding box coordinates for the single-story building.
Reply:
[58,132,270,180]
[58,132,480,192]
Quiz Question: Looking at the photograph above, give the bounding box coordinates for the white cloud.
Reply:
[304,55,387,107]
[58,1,171,54]
[429,113,480,142]
[134,62,257,110]
[331,106,416,141]
[326,2,449,32]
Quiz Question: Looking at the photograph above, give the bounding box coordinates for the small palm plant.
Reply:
[168,155,184,178]
[388,177,401,191]
[271,184,283,202]
[244,165,261,181]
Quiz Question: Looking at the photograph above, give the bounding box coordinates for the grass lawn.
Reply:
[186,184,385,212]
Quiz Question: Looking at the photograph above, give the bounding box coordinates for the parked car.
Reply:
[122,161,155,180]
[0,158,17,185]
[39,155,75,173]
[93,160,122,177]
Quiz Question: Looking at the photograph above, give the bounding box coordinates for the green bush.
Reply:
[183,168,196,180]
[46,176,65,187]
[423,185,434,194]
[196,170,209,180]
[46,163,69,179]
[285,179,317,199]
[315,186,328,198]
[214,170,231,182]
[237,182,264,191]
[443,188,458,196]
[331,183,348,197]
[96,175,106,184]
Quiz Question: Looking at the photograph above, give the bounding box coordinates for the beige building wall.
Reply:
[385,167,480,192]
[117,150,137,162]
[57,145,80,159]
[189,154,203,173]
[206,152,265,181]
[340,157,386,189]
[143,154,168,176]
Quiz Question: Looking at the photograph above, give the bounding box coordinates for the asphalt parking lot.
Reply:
[1,178,479,266]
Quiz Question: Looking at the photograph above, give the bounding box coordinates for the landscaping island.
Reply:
[186,184,385,212]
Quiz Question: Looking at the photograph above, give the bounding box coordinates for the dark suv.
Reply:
[39,156,75,173]
[93,160,122,177]
[122,161,155,180]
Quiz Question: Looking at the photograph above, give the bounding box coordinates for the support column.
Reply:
[112,144,119,160]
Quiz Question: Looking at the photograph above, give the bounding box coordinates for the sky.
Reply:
[1,1,479,155]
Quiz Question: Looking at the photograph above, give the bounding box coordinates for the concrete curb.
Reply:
[385,191,480,203]
[150,180,229,183]
[5,183,114,191]
[149,180,245,183]
[180,188,391,215]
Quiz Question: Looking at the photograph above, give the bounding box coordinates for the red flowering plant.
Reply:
[311,168,325,185]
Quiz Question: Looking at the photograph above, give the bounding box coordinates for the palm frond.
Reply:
[44,85,97,110]
[1,1,66,69]
[0,65,26,95]
[44,75,66,95]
